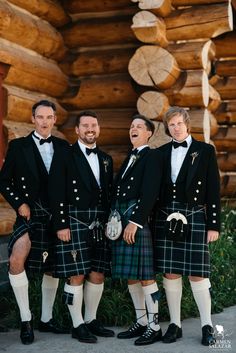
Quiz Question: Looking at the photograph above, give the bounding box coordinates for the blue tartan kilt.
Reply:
[54,205,111,278]
[8,203,54,274]
[111,200,155,280]
[154,202,210,278]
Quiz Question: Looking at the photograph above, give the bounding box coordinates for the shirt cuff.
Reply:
[129,220,143,229]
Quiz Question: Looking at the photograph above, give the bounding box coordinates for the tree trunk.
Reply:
[128,45,180,89]
[213,77,236,100]
[134,0,172,17]
[217,152,236,171]
[60,74,139,110]
[137,91,169,120]
[212,126,236,152]
[0,1,67,60]
[215,101,236,124]
[0,40,68,97]
[164,70,209,107]
[213,31,236,58]
[131,11,168,47]
[8,0,70,27]
[165,3,233,41]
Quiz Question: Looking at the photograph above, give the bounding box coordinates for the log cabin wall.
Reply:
[0,0,236,236]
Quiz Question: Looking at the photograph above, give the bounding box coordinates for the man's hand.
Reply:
[57,228,71,242]
[207,230,219,243]
[18,203,31,221]
[123,223,138,244]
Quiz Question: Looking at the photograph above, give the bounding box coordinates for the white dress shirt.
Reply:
[78,140,100,186]
[171,134,192,183]
[32,131,54,173]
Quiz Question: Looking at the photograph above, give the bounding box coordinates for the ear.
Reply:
[31,115,35,124]
[75,126,79,135]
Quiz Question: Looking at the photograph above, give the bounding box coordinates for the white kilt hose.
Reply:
[54,205,111,278]
[154,201,210,278]
[8,202,54,273]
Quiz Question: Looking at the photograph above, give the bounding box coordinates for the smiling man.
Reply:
[0,100,69,344]
[111,114,163,346]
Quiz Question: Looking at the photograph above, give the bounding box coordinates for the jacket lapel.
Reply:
[185,138,202,189]
[22,133,39,182]
[121,146,149,180]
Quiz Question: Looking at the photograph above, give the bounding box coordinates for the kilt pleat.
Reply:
[154,202,210,277]
[54,205,111,278]
[112,200,155,280]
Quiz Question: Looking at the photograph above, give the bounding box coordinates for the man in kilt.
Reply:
[154,106,221,346]
[49,110,114,343]
[111,114,163,346]
[0,100,69,344]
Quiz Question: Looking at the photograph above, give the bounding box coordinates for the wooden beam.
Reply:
[213,32,236,58]
[61,0,135,13]
[0,63,10,168]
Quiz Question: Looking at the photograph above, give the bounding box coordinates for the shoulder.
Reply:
[98,149,113,161]
[52,136,70,147]
[156,142,172,152]
[193,139,216,154]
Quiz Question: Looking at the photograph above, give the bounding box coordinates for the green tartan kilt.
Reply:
[111,200,155,280]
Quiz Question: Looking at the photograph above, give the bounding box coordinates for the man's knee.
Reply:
[88,271,104,284]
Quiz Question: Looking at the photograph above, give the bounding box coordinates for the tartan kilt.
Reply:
[111,200,155,280]
[9,204,54,274]
[154,201,210,278]
[54,205,111,278]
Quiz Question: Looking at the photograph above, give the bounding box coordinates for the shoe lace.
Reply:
[129,322,140,332]
[142,326,154,338]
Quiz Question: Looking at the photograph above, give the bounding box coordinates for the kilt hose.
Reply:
[8,202,54,274]
[54,205,111,278]
[154,201,210,278]
[111,200,155,280]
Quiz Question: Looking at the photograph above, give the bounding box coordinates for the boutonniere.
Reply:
[103,158,109,172]
[190,152,199,165]
[130,154,140,167]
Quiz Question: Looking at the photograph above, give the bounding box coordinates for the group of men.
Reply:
[0,100,221,348]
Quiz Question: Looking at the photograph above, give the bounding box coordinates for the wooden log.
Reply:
[61,0,135,13]
[220,173,236,197]
[137,91,170,120]
[214,101,236,124]
[60,74,139,110]
[3,120,66,141]
[167,40,215,70]
[131,11,168,47]
[213,77,236,100]
[0,39,68,97]
[128,45,180,89]
[217,152,236,171]
[0,1,67,60]
[61,16,138,49]
[8,0,70,28]
[172,0,229,5]
[209,111,219,137]
[164,70,209,107]
[59,47,136,77]
[3,84,68,126]
[133,0,172,17]
[213,32,236,58]
[212,126,236,152]
[215,59,236,77]
[189,109,210,143]
[208,84,221,112]
[0,206,15,235]
[165,3,233,41]
[149,121,171,148]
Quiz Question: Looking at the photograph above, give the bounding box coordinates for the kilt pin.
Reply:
[154,138,221,277]
[49,142,113,278]
[0,133,70,273]
[111,147,163,280]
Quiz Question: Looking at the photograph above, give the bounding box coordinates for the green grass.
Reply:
[1,207,235,328]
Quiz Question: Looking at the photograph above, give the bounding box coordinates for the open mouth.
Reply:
[131,133,138,138]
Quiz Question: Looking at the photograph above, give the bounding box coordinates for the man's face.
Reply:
[129,118,152,148]
[31,105,56,138]
[75,116,100,146]
[167,113,189,142]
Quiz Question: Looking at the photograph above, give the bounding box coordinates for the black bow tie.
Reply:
[86,147,98,155]
[172,140,187,149]
[33,133,52,145]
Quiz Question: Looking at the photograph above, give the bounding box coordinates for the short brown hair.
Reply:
[131,114,155,136]
[163,106,190,137]
[75,110,99,126]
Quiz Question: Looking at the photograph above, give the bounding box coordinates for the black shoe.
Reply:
[117,322,147,339]
[201,325,216,346]
[86,319,114,337]
[38,319,70,334]
[72,323,97,343]
[162,323,182,343]
[135,327,162,346]
[20,319,34,345]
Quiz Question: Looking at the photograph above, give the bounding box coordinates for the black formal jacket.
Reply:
[157,138,221,232]
[112,147,163,227]
[0,133,69,212]
[49,142,113,231]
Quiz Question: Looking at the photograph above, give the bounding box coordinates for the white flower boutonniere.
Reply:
[190,152,199,165]
[130,154,140,167]
[103,158,109,172]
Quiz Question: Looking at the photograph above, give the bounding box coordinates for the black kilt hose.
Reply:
[112,200,155,280]
[154,201,210,278]
[54,205,111,278]
[9,202,54,273]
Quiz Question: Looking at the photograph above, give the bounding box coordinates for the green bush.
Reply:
[1,207,235,328]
